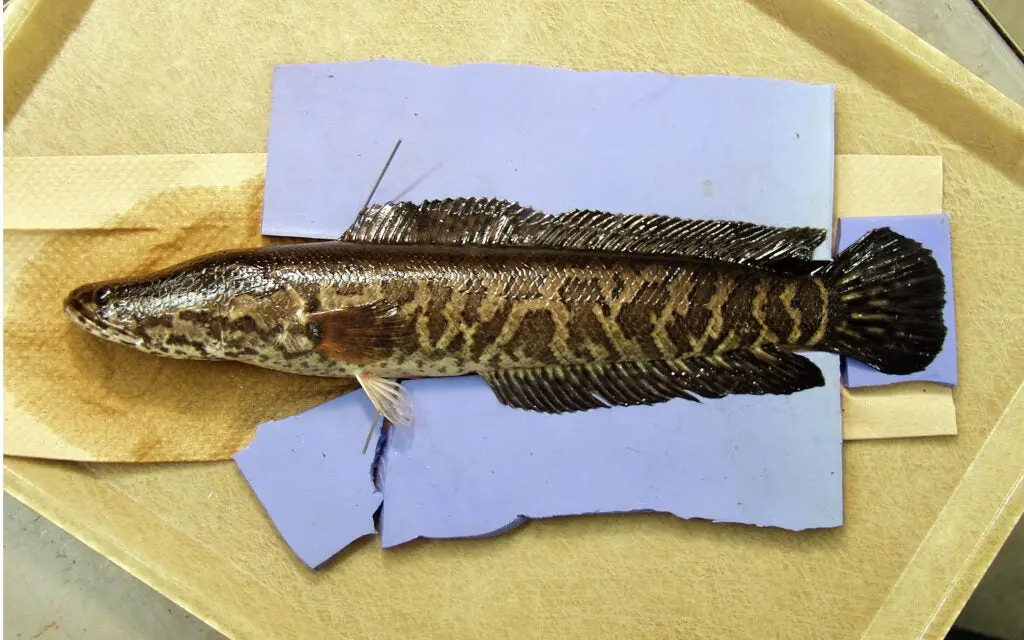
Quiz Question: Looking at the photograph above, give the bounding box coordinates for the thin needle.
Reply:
[355,138,401,454]
[360,138,403,213]
[362,409,381,455]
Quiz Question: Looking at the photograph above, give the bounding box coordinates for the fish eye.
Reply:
[93,287,112,306]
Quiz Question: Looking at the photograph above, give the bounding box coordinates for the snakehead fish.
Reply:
[64,198,947,426]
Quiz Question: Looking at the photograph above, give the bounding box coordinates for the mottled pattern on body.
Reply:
[67,241,831,379]
[330,248,832,379]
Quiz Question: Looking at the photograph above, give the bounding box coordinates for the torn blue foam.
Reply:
[234,392,383,569]
[245,59,843,564]
[837,214,958,388]
[377,371,843,548]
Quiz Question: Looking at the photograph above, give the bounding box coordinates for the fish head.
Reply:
[63,253,266,358]
[64,279,154,349]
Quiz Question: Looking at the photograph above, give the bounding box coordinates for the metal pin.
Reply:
[360,138,403,213]
[362,409,381,455]
[355,137,403,454]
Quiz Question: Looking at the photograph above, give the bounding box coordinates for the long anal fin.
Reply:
[357,373,413,427]
[481,347,825,414]
[339,197,826,269]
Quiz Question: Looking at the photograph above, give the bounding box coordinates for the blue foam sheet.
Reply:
[234,392,383,568]
[377,370,843,548]
[263,60,836,247]
[244,59,844,565]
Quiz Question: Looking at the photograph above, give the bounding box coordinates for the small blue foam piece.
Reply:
[234,392,383,569]
[837,214,958,388]
[246,59,843,563]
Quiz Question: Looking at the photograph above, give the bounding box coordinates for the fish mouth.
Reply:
[63,283,138,345]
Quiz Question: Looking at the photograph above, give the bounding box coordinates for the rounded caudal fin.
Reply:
[815,227,947,375]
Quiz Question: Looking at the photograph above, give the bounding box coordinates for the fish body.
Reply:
[65,197,947,424]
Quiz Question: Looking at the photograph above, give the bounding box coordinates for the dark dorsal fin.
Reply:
[480,346,825,414]
[339,197,826,267]
[340,198,545,247]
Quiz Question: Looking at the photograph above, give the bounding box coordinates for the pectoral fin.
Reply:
[480,346,825,413]
[357,373,413,427]
[308,300,415,364]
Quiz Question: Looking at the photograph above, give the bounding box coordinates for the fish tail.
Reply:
[815,227,947,375]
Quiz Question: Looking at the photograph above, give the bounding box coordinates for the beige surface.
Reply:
[833,154,943,217]
[1,153,954,463]
[3,0,1024,639]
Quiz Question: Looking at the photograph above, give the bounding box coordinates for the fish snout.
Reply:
[64,283,119,335]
